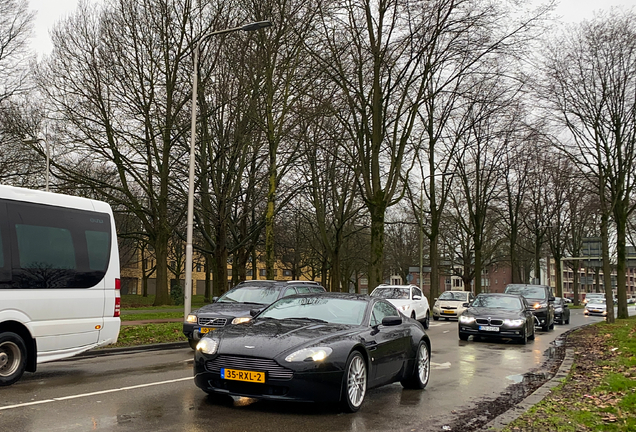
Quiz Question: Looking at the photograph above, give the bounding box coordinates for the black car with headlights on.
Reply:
[183,280,325,349]
[503,284,555,331]
[553,297,570,324]
[458,293,536,344]
[193,293,431,412]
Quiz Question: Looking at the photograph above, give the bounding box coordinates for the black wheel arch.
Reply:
[0,321,36,373]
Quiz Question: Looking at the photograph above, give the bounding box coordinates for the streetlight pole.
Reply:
[184,20,272,318]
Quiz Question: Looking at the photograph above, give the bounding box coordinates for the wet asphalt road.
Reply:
[0,309,619,432]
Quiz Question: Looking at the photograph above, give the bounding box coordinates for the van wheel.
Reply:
[0,332,27,386]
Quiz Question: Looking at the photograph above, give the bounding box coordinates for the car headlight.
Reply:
[285,347,333,362]
[555,307,563,312]
[533,302,548,309]
[186,314,198,324]
[503,319,525,327]
[459,316,475,324]
[196,338,219,354]
[231,317,251,325]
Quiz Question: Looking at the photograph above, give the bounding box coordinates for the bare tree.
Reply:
[541,9,636,319]
[37,0,199,306]
[0,0,33,103]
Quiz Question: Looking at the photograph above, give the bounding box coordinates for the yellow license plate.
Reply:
[443,310,455,314]
[199,327,216,334]
[221,368,265,383]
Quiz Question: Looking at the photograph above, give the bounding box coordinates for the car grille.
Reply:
[198,317,228,326]
[205,355,294,380]
[475,318,504,326]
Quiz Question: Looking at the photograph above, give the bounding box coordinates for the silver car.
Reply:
[433,290,474,321]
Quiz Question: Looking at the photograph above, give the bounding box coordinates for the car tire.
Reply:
[459,332,469,341]
[433,316,439,321]
[519,329,528,345]
[401,340,430,389]
[422,312,430,329]
[565,317,570,325]
[340,351,367,413]
[188,339,198,350]
[528,325,535,340]
[0,332,27,387]
[542,321,550,332]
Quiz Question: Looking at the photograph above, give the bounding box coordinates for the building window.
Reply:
[196,264,201,272]
[283,269,292,277]
[246,269,253,276]
[259,269,266,276]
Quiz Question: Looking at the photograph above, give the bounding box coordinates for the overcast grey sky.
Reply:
[28,0,636,57]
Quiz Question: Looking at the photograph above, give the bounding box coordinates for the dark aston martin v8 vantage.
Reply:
[194,293,431,412]
[458,293,536,344]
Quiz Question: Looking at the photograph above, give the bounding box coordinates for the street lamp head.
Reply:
[241,20,272,32]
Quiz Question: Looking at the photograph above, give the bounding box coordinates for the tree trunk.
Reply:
[153,233,171,306]
[601,213,615,323]
[614,207,629,319]
[368,203,386,291]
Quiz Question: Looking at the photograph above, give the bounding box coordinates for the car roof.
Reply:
[281,292,372,302]
[232,280,324,289]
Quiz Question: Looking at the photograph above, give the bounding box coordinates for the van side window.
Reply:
[6,200,111,289]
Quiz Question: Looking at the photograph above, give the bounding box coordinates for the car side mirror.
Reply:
[212,296,219,303]
[381,316,402,326]
[249,308,261,317]
[526,307,535,313]
[462,302,469,308]
[549,296,555,302]
[413,295,422,300]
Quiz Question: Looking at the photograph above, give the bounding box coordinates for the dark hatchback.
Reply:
[503,284,555,331]
[458,293,536,344]
[194,293,431,412]
[183,280,325,349]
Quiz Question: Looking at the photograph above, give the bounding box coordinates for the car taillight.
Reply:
[114,278,121,317]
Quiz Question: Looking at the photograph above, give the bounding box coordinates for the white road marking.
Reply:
[0,377,192,411]
[431,361,451,369]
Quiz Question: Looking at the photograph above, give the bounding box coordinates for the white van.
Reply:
[0,185,121,385]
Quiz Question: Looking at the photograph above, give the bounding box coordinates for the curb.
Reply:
[480,347,575,431]
[74,341,190,359]
[479,322,595,432]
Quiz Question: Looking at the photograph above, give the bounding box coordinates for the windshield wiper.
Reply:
[287,317,329,323]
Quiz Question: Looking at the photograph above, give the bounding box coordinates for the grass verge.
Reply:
[110,322,187,348]
[121,294,210,310]
[504,316,636,432]
[120,312,184,321]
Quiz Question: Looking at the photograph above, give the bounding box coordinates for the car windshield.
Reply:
[439,291,468,301]
[371,287,410,300]
[259,296,368,325]
[505,286,547,300]
[589,298,606,304]
[217,286,280,304]
[472,295,523,310]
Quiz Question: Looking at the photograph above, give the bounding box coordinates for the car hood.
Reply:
[194,302,266,318]
[586,303,607,309]
[213,319,358,358]
[464,307,525,319]
[385,299,413,307]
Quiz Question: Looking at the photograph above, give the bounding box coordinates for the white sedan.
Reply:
[370,285,430,328]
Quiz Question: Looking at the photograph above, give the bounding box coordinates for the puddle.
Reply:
[506,374,523,383]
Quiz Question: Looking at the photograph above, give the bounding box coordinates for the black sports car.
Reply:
[458,293,536,344]
[183,280,325,349]
[194,293,431,412]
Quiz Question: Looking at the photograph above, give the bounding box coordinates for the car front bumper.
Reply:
[194,356,344,402]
